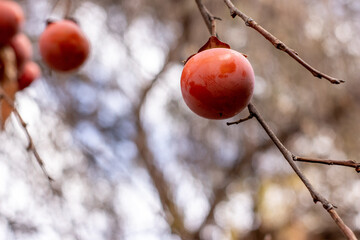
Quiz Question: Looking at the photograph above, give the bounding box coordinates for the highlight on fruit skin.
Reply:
[17,61,41,90]
[181,48,255,120]
[39,19,90,72]
[0,0,24,45]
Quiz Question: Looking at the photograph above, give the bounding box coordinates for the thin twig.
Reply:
[193,124,300,239]
[223,0,344,84]
[194,0,356,238]
[226,113,254,125]
[50,0,61,15]
[0,87,53,182]
[64,0,72,18]
[247,102,356,240]
[247,103,326,203]
[195,0,221,36]
[294,156,360,172]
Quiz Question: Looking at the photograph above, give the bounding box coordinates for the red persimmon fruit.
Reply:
[39,20,90,72]
[181,48,255,119]
[0,1,24,45]
[18,61,41,90]
[9,33,33,69]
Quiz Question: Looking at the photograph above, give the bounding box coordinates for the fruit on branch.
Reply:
[0,1,24,45]
[39,20,90,72]
[181,48,254,119]
[9,33,33,69]
[17,61,40,90]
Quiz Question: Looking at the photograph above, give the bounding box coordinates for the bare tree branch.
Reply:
[0,46,53,182]
[0,86,53,182]
[247,102,357,240]
[226,113,254,125]
[133,41,192,239]
[193,124,300,239]
[294,156,360,172]
[223,0,344,84]
[194,0,357,239]
[195,0,221,36]
[329,208,357,240]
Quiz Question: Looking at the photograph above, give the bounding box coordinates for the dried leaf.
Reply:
[1,80,17,129]
[198,36,231,52]
[0,47,18,130]
[184,36,231,64]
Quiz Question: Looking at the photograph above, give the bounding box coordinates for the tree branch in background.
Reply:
[133,42,192,238]
[247,102,357,240]
[0,87,53,182]
[194,0,357,239]
[64,0,72,18]
[193,124,300,239]
[0,46,53,182]
[223,0,344,84]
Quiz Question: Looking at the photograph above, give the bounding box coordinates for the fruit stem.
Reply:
[195,0,220,37]
[64,0,72,19]
[211,19,216,36]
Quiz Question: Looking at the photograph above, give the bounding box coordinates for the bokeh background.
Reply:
[0,0,360,239]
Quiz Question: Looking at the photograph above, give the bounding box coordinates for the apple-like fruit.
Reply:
[0,1,24,45]
[17,61,41,90]
[9,33,33,69]
[181,48,255,119]
[39,20,90,72]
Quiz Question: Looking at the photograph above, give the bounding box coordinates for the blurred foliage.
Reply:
[0,0,360,239]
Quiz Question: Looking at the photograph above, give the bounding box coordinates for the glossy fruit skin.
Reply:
[9,33,33,69]
[0,1,24,45]
[39,20,90,72]
[181,48,255,119]
[17,61,41,90]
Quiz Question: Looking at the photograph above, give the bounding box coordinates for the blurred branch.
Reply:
[223,0,344,84]
[193,124,300,239]
[133,43,191,238]
[0,213,37,234]
[294,156,360,172]
[135,122,191,239]
[195,0,357,239]
[0,87,53,182]
[136,50,173,108]
[264,234,272,240]
[50,0,72,18]
[0,46,53,182]
[64,0,72,18]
